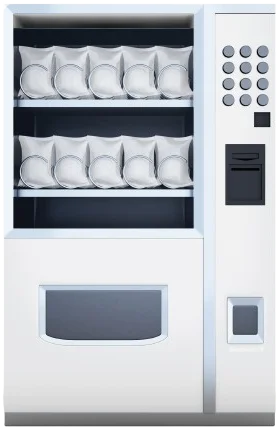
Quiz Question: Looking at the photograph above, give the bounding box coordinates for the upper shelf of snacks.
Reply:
[13,13,194,106]
[14,45,193,104]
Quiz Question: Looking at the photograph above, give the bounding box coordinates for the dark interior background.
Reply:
[14,28,193,47]
[14,107,193,138]
[13,25,194,230]
[14,197,194,229]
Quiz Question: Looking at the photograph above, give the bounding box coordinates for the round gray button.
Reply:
[257,62,269,74]
[222,45,235,58]
[240,45,252,58]
[257,46,269,58]
[257,94,269,106]
[222,62,235,74]
[240,94,252,106]
[257,78,269,90]
[223,78,235,90]
[240,62,252,74]
[240,78,252,90]
[223,94,234,106]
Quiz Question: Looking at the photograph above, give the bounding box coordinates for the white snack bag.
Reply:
[19,46,57,99]
[54,47,91,99]
[156,46,193,99]
[53,135,91,188]
[122,136,160,188]
[156,135,193,188]
[122,47,159,99]
[87,47,125,99]
[87,136,126,188]
[18,135,56,188]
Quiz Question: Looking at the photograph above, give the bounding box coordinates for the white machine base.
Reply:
[5,412,275,426]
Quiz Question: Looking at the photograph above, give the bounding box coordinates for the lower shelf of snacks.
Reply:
[15,134,194,190]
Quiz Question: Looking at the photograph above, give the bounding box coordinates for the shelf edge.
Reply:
[14,189,194,198]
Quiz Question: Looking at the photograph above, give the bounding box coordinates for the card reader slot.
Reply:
[232,153,259,161]
[230,167,260,172]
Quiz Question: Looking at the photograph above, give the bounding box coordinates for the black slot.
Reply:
[232,153,259,161]
[226,144,265,205]
[231,167,260,172]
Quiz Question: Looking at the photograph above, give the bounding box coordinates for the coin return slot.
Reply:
[228,297,264,344]
[233,305,258,336]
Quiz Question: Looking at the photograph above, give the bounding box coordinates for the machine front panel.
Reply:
[5,238,203,413]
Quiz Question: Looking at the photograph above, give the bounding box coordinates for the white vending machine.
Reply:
[4,4,275,426]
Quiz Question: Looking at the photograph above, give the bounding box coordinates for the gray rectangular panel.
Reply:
[233,305,258,336]
[45,289,162,341]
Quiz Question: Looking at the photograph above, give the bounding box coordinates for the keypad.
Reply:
[221,44,269,107]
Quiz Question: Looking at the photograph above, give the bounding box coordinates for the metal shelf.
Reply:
[14,188,194,198]
[14,99,193,108]
[6,228,202,240]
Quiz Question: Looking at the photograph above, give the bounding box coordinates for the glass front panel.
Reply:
[40,285,167,343]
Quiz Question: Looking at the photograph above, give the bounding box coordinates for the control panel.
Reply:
[221,44,270,107]
[216,13,274,209]
[216,14,274,133]
[215,13,274,414]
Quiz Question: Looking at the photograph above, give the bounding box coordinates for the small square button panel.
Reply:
[254,112,271,127]
[228,297,264,344]
[233,305,258,335]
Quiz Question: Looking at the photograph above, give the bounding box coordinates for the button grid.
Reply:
[221,45,269,106]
